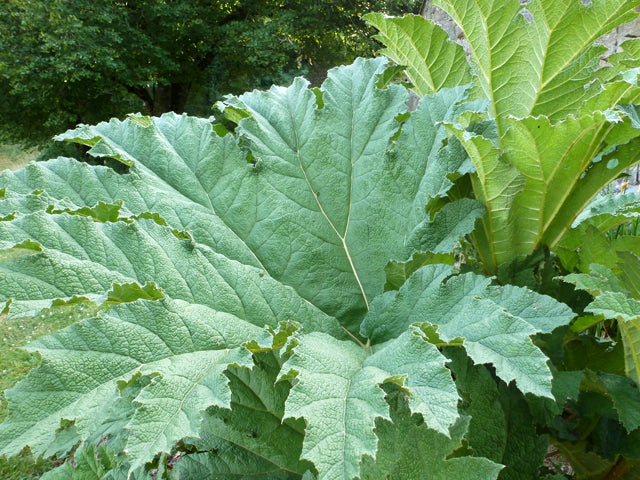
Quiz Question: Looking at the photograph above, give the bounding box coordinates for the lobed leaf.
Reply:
[360,387,502,480]
[279,330,459,480]
[362,264,575,397]
[0,299,257,464]
[364,13,471,96]
[42,59,480,334]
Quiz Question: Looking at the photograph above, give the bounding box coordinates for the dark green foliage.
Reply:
[0,0,417,146]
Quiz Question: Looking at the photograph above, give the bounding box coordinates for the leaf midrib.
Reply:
[285,95,370,310]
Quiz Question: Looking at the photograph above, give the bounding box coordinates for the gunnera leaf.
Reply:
[362,264,575,397]
[359,385,502,480]
[0,54,579,480]
[279,329,459,480]
[446,348,550,480]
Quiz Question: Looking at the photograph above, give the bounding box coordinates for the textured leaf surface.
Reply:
[446,349,549,480]
[280,330,459,480]
[364,13,471,96]
[360,387,502,480]
[362,264,575,397]
[41,59,481,334]
[407,198,484,253]
[434,0,640,132]
[0,299,256,465]
[0,209,336,335]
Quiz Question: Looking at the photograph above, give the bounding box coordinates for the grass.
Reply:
[0,305,96,479]
[0,145,38,171]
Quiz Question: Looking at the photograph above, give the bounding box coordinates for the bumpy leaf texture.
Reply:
[0,57,574,479]
[370,1,640,273]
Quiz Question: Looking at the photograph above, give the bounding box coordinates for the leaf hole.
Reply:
[519,8,534,22]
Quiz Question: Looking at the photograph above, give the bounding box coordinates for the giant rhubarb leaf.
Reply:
[279,329,459,480]
[434,0,640,132]
[362,264,575,397]
[363,13,471,96]
[0,299,257,467]
[0,56,578,479]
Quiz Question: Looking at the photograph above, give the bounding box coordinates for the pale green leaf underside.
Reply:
[364,13,471,96]
[280,330,459,480]
[0,299,257,464]
[450,112,640,269]
[362,264,575,397]
[434,0,640,132]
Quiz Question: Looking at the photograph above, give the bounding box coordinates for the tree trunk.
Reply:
[420,0,467,49]
[148,82,191,116]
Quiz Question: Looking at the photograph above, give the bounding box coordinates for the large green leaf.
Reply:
[434,0,640,133]
[0,55,585,479]
[279,329,459,480]
[362,264,575,397]
[41,59,479,334]
[363,13,471,96]
[0,299,256,465]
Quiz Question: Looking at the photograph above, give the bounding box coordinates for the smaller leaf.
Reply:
[40,443,120,480]
[360,388,501,480]
[364,13,471,96]
[244,320,301,353]
[572,191,640,230]
[363,265,575,397]
[561,263,628,297]
[407,198,485,253]
[106,281,165,304]
[374,64,412,90]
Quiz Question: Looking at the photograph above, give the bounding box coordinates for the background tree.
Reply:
[0,0,418,147]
